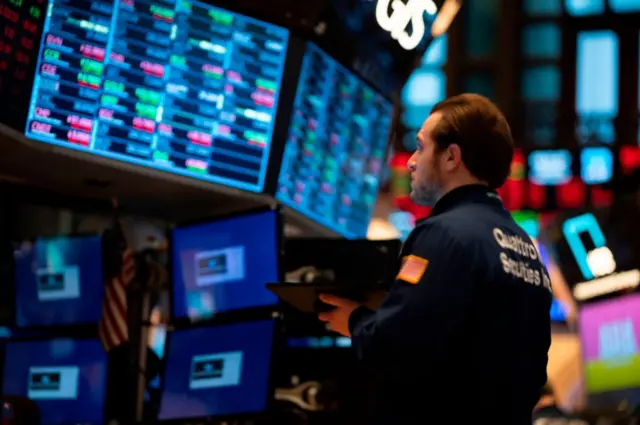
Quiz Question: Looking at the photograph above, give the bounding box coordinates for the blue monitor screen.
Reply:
[528,149,573,186]
[13,235,104,328]
[550,298,567,322]
[537,242,568,322]
[23,0,289,193]
[171,209,280,320]
[581,146,614,184]
[158,319,275,420]
[276,42,393,238]
[1,338,108,425]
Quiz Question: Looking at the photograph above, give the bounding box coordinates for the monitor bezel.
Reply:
[156,316,283,423]
[168,204,285,325]
[262,35,307,196]
[11,232,106,331]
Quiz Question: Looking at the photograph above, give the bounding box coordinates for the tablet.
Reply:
[266,283,385,313]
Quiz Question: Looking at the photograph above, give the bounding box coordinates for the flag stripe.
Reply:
[99,303,116,351]
[99,248,135,352]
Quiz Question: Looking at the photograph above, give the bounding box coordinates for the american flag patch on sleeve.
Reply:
[396,255,429,284]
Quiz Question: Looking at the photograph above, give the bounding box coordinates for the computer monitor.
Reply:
[171,208,281,320]
[18,0,289,193]
[13,235,104,328]
[1,337,108,425]
[275,42,394,238]
[158,319,277,421]
[578,294,640,403]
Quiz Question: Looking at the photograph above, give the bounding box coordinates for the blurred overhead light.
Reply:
[431,0,462,38]
[367,217,401,240]
[573,269,640,301]
[586,246,617,278]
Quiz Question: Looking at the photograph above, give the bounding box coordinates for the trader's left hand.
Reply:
[317,294,361,337]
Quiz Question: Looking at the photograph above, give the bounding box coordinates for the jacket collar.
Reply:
[415,184,505,226]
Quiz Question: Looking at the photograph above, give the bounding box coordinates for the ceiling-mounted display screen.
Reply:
[23,0,289,193]
[276,42,393,238]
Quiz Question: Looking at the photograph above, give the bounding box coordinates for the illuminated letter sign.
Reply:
[376,0,438,51]
[562,213,608,280]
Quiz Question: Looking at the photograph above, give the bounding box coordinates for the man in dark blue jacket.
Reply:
[319,94,552,425]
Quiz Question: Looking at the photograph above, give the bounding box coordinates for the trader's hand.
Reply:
[317,294,361,337]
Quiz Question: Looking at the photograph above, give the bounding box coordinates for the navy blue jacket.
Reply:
[349,185,552,425]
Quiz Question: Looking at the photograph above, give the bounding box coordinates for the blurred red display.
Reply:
[498,149,527,211]
[528,183,547,210]
[590,186,613,208]
[389,152,432,219]
[620,145,640,175]
[556,177,586,209]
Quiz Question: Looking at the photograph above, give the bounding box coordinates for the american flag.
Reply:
[396,255,429,285]
[99,219,136,352]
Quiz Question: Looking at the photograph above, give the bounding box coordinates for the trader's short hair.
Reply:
[430,94,515,189]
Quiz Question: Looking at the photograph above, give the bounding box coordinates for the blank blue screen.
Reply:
[522,24,561,59]
[521,66,561,101]
[580,147,613,184]
[158,320,275,420]
[523,0,561,16]
[422,35,447,66]
[24,0,289,193]
[171,210,279,320]
[535,242,567,322]
[463,73,495,101]
[550,298,567,321]
[608,0,640,13]
[528,150,573,186]
[1,338,107,425]
[276,43,392,238]
[464,0,499,58]
[402,70,446,108]
[576,31,619,116]
[565,0,605,16]
[14,236,104,328]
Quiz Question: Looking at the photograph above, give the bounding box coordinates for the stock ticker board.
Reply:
[276,42,393,238]
[24,0,289,192]
[0,0,46,127]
